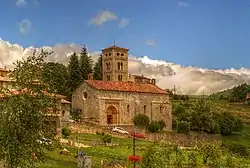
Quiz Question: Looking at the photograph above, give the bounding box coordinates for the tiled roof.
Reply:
[133,75,151,80]
[102,45,129,51]
[85,80,167,94]
[0,88,66,99]
[0,68,9,72]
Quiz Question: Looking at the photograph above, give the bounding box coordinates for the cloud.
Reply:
[19,19,31,34]
[89,10,117,26]
[16,0,27,6]
[145,39,156,46]
[118,18,130,28]
[0,39,250,95]
[177,1,189,7]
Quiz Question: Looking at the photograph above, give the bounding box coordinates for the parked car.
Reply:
[130,132,146,139]
[112,127,129,135]
[36,138,52,145]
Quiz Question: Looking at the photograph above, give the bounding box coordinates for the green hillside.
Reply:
[209,83,250,102]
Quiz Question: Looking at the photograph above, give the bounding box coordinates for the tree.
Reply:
[43,62,69,96]
[68,52,82,98]
[93,55,102,80]
[0,50,56,168]
[79,46,93,81]
[133,114,150,129]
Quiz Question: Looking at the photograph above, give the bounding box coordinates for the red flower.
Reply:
[131,132,146,139]
[128,155,141,162]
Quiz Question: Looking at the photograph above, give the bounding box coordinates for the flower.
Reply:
[128,155,141,162]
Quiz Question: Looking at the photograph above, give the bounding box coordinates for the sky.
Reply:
[0,0,250,69]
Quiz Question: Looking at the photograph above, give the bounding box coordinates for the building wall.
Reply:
[72,83,172,130]
[61,103,71,127]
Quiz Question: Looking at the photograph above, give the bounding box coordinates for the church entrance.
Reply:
[106,105,118,125]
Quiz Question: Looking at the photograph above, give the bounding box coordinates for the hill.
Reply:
[209,83,250,102]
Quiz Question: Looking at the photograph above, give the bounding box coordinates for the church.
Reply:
[72,45,172,130]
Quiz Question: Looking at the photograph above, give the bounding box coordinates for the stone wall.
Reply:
[72,82,172,130]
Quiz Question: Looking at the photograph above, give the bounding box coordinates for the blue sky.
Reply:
[0,0,250,69]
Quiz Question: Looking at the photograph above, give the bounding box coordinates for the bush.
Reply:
[219,112,243,135]
[62,127,71,138]
[147,121,161,133]
[158,120,166,131]
[177,121,190,134]
[225,142,249,157]
[102,134,112,143]
[133,114,150,129]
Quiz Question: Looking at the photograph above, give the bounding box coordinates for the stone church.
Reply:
[72,45,172,130]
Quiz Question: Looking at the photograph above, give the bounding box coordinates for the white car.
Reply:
[112,127,129,135]
[36,138,52,145]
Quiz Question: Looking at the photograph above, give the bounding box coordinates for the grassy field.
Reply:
[37,97,250,167]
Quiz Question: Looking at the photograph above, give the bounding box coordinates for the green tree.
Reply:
[68,52,81,98]
[43,62,69,96]
[0,50,56,168]
[133,114,150,129]
[93,55,102,80]
[79,46,93,80]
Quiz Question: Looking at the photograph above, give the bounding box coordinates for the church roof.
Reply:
[85,80,167,94]
[102,45,129,51]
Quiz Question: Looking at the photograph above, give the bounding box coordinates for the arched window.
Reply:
[118,74,122,81]
[160,106,164,114]
[62,110,66,116]
[127,105,130,113]
[121,63,123,70]
[118,62,120,70]
[117,53,120,56]
[121,53,124,56]
[144,105,146,114]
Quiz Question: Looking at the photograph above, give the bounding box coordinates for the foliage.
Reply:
[93,55,102,80]
[62,127,71,138]
[142,142,243,168]
[224,142,249,157]
[218,112,243,135]
[102,134,112,143]
[67,52,82,98]
[158,120,166,131]
[177,121,190,134]
[0,49,57,168]
[133,114,150,129]
[43,62,69,97]
[70,109,81,122]
[209,83,250,103]
[79,46,93,81]
[147,121,161,133]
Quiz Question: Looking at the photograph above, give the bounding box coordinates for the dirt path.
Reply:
[61,138,91,148]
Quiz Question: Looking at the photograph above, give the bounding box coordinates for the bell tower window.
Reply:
[118,74,122,81]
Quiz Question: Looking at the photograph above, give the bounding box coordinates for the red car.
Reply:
[130,132,146,139]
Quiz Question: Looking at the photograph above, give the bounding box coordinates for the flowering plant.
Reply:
[131,132,146,139]
[128,155,141,162]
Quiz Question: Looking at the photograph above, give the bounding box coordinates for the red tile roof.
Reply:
[85,80,167,94]
[0,68,9,72]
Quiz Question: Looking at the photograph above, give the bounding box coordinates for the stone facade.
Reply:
[72,82,172,130]
[102,46,129,82]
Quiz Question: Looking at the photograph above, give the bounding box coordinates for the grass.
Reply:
[38,97,250,167]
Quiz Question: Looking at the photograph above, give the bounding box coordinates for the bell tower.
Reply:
[101,45,129,82]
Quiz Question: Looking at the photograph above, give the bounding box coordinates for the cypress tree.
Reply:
[68,52,81,97]
[79,45,93,80]
[93,55,103,80]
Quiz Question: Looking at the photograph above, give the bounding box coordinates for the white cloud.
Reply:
[89,10,117,26]
[177,1,189,7]
[19,19,31,34]
[118,18,130,28]
[16,0,27,6]
[0,39,249,95]
[145,39,156,46]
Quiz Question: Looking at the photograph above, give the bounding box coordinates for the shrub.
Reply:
[102,134,112,143]
[219,112,243,135]
[225,142,249,157]
[158,120,166,131]
[133,114,150,129]
[177,121,190,134]
[62,127,71,138]
[147,121,161,133]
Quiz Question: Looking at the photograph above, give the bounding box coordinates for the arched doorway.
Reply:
[106,105,118,125]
